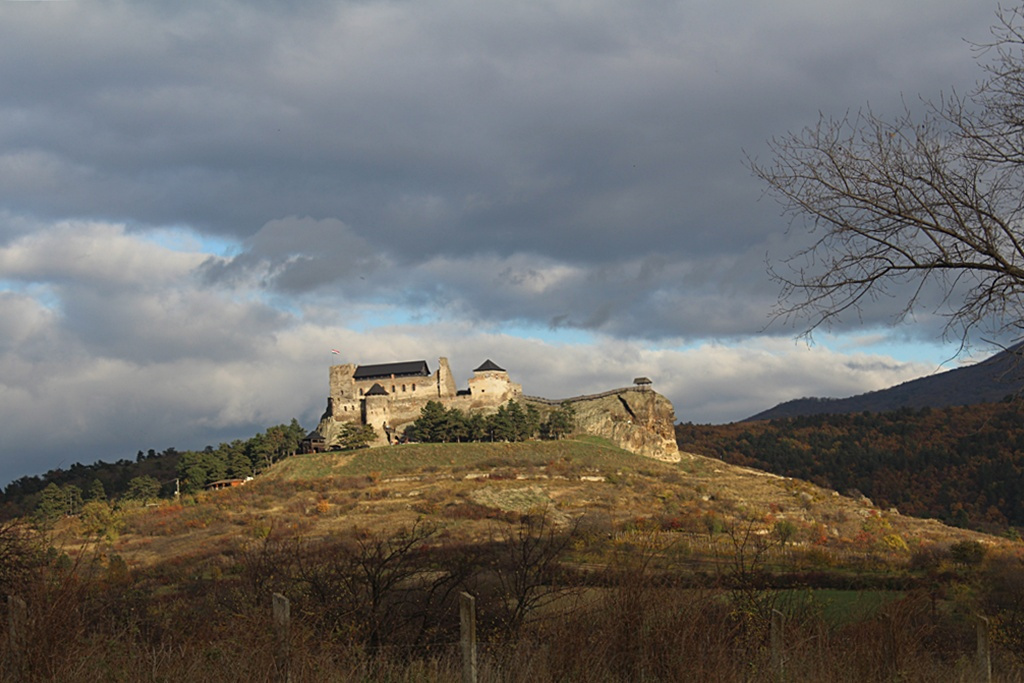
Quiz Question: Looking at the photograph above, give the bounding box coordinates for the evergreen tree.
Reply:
[411,401,449,442]
[525,404,541,440]
[336,423,377,450]
[34,483,65,525]
[87,478,106,502]
[445,408,469,442]
[542,402,576,440]
[63,485,83,516]
[125,476,161,501]
[228,451,253,478]
[488,404,516,442]
[34,483,82,525]
[465,412,488,442]
[178,451,212,493]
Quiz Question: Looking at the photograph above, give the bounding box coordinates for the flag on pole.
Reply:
[331,349,341,355]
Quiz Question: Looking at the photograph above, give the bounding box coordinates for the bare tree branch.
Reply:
[751,7,1024,346]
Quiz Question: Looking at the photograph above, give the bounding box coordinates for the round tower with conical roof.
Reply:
[467,359,522,406]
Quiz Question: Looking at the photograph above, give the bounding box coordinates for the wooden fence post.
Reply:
[273,593,291,683]
[460,592,477,683]
[7,595,26,677]
[771,608,784,680]
[976,614,992,683]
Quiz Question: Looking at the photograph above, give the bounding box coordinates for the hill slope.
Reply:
[104,437,998,571]
[20,438,1023,682]
[680,401,1024,533]
[746,343,1024,421]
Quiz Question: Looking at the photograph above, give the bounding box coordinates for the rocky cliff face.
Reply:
[561,389,680,462]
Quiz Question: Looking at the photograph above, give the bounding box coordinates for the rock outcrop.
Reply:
[527,388,680,462]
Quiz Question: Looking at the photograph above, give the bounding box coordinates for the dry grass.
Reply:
[5,541,1024,682]
[51,439,1006,576]
[12,439,1023,680]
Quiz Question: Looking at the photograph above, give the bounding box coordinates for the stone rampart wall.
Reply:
[522,386,647,406]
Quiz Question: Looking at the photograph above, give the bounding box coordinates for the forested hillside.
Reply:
[0,419,306,519]
[678,400,1024,534]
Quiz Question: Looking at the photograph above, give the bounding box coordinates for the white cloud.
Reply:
[0,221,205,285]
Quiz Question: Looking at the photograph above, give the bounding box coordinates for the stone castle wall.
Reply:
[314,356,679,462]
[318,357,521,446]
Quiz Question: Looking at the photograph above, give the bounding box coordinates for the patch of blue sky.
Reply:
[262,293,304,318]
[343,306,425,333]
[823,331,961,369]
[652,331,965,370]
[141,226,242,259]
[0,279,60,310]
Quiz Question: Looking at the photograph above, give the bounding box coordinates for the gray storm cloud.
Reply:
[0,0,1000,484]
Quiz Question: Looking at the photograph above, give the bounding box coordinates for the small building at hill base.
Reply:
[300,430,327,453]
[317,357,522,447]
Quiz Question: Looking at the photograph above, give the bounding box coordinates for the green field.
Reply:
[776,588,905,625]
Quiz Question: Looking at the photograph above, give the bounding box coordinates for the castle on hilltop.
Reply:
[308,355,681,463]
[312,357,522,447]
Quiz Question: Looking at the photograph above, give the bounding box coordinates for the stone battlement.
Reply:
[317,357,521,446]
[522,386,646,405]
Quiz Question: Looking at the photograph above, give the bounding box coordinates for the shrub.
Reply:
[949,540,987,568]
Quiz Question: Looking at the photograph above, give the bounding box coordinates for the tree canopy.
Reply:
[678,400,1024,534]
[406,400,572,444]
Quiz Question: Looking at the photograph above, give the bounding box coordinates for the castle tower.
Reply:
[467,359,522,406]
[436,357,457,397]
[361,383,391,445]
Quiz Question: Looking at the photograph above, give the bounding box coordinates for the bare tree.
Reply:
[0,520,39,594]
[751,5,1024,347]
[294,520,462,650]
[490,509,581,637]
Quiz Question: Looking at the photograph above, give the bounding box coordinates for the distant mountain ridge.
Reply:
[745,343,1024,421]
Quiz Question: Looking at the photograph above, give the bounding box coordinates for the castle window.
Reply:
[391,385,396,393]
[402,384,406,392]
[412,384,416,391]
[359,388,364,396]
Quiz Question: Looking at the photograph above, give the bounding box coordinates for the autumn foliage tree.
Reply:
[678,401,1024,533]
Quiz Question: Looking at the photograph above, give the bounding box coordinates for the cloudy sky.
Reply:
[0,0,1008,486]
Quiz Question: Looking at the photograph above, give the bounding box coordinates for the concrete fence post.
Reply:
[273,593,291,683]
[7,595,26,677]
[460,592,477,683]
[771,608,785,680]
[976,614,992,683]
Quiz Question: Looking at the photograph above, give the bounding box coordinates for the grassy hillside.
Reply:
[98,436,1000,569]
[266,435,642,479]
[6,437,1024,681]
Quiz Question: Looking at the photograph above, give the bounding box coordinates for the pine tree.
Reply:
[125,476,161,501]
[87,478,106,502]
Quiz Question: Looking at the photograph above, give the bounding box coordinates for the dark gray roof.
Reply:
[633,377,652,385]
[474,359,505,372]
[304,430,324,441]
[354,360,430,380]
[365,383,389,396]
